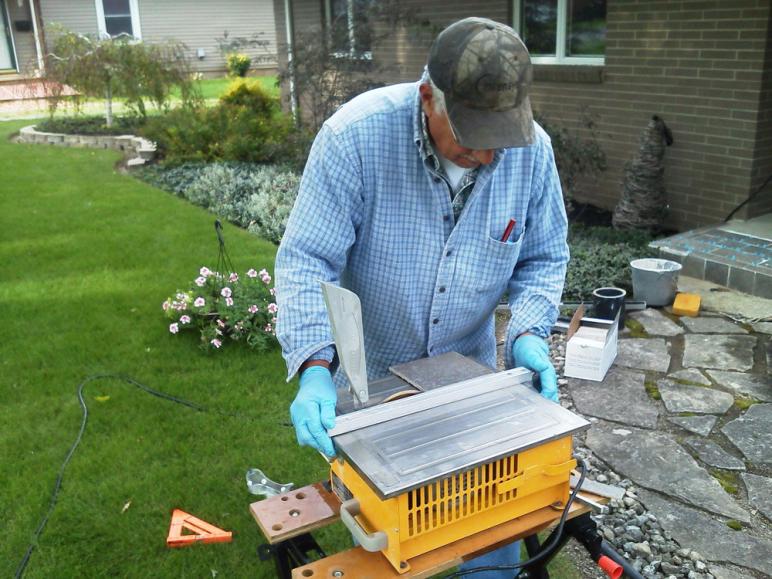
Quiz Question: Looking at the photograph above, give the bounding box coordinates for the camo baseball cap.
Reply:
[427,17,534,149]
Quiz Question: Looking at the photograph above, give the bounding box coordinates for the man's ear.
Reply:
[419,83,434,116]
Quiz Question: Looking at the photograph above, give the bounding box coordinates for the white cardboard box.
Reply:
[563,304,619,382]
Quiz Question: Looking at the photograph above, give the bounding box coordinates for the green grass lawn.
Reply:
[0,118,581,578]
[182,76,280,100]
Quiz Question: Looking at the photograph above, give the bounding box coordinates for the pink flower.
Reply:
[194,297,205,307]
[225,297,234,306]
[247,268,258,278]
[261,274,271,285]
[211,338,222,348]
[175,293,186,301]
[248,304,259,314]
[195,276,206,287]
[258,269,269,277]
[217,319,226,328]
[269,288,276,296]
[200,266,212,277]
[271,317,277,324]
[264,324,273,332]
[180,315,191,324]
[221,287,232,298]
[216,329,223,336]
[162,300,170,311]
[229,272,239,282]
[169,323,179,334]
[267,303,278,314]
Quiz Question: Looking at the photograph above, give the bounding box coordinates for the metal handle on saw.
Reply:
[339,499,388,552]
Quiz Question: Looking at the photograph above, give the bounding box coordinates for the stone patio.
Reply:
[563,307,772,578]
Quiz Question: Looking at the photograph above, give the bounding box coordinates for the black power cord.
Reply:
[13,373,251,579]
[444,456,588,578]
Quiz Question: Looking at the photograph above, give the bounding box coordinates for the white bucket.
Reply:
[630,258,682,306]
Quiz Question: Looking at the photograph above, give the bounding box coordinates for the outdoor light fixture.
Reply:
[196,48,205,60]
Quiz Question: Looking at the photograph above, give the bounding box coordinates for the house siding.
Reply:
[276,0,771,231]
[39,0,99,38]
[6,0,37,74]
[138,0,278,74]
[37,0,277,75]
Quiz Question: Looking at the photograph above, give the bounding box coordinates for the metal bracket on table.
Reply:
[246,468,294,497]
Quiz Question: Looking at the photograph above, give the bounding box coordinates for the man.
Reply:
[276,17,568,578]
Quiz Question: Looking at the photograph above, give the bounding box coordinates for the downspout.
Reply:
[283,0,298,123]
[28,0,44,73]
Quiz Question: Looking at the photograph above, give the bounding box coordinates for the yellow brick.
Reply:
[672,293,701,317]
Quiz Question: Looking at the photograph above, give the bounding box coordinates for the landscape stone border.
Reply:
[17,124,156,167]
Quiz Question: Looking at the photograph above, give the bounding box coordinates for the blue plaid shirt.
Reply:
[276,82,569,384]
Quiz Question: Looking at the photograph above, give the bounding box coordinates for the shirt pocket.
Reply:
[475,227,526,295]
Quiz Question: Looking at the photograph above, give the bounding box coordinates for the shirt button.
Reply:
[443,215,450,222]
[445,249,453,257]
[433,177,441,183]
[432,318,440,325]
[438,286,446,293]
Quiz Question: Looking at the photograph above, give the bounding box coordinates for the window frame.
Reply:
[95,0,142,40]
[512,0,605,65]
[324,0,373,61]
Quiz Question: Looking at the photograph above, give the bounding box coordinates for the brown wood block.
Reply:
[250,483,340,544]
[291,493,605,578]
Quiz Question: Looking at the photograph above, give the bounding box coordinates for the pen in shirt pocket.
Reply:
[500,218,516,243]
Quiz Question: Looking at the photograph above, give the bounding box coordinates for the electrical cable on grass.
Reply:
[444,457,588,578]
[13,373,256,579]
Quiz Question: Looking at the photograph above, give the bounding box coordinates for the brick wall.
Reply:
[275,0,771,231]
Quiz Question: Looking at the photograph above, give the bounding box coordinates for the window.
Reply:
[513,0,606,65]
[95,0,141,39]
[325,0,375,59]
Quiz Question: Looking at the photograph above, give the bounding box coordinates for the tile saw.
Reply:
[320,283,591,574]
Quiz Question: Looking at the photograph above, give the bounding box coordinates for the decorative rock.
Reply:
[722,404,772,465]
[668,415,718,437]
[685,438,745,471]
[751,321,772,334]
[706,370,772,402]
[668,368,712,386]
[708,565,751,579]
[631,309,684,336]
[657,380,734,415]
[633,541,653,557]
[682,335,756,371]
[585,424,749,521]
[741,473,772,521]
[616,338,671,372]
[681,317,748,334]
[637,489,772,577]
[567,368,659,429]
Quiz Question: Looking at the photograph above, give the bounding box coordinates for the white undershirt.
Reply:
[436,150,470,193]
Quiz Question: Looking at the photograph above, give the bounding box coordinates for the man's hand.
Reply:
[513,334,559,402]
[290,366,337,457]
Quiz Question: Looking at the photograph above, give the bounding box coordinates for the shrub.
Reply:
[226,53,252,77]
[245,169,302,244]
[141,80,294,165]
[36,115,145,136]
[563,225,656,301]
[535,111,607,209]
[137,162,300,244]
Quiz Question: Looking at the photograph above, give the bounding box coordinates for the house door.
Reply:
[0,0,17,71]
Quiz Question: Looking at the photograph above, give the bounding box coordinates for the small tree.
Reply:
[45,28,197,126]
[535,110,607,210]
[278,0,436,132]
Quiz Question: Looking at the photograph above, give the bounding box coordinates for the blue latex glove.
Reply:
[290,366,337,457]
[513,334,559,402]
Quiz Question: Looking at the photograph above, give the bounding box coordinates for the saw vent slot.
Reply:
[405,453,518,537]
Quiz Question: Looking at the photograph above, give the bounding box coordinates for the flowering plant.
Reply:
[163,266,278,351]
